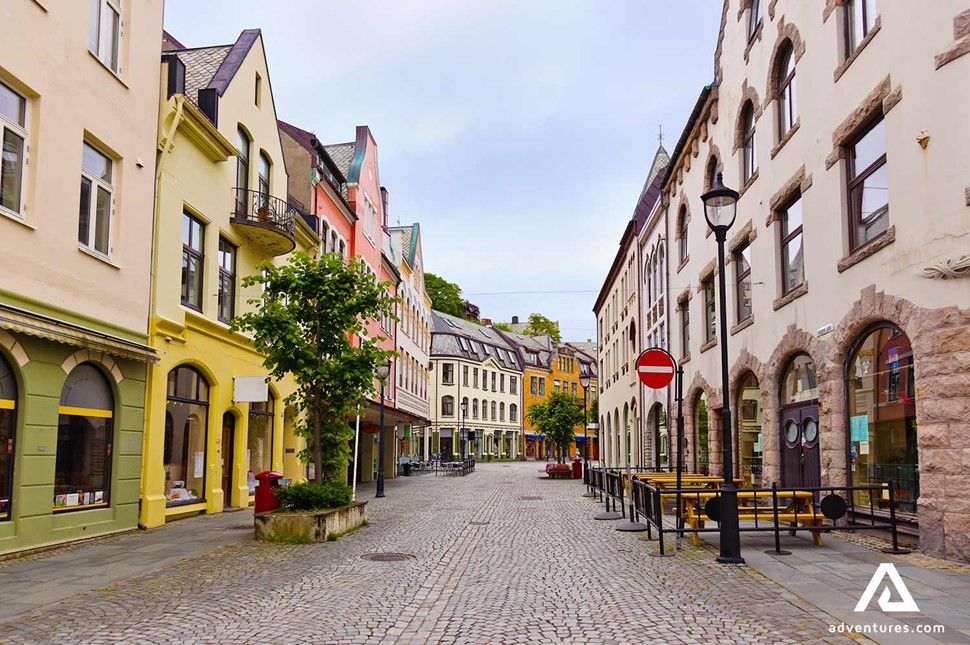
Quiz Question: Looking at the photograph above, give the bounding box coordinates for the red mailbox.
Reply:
[572,457,582,479]
[254,471,283,513]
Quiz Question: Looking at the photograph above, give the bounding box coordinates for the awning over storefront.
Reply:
[0,304,159,364]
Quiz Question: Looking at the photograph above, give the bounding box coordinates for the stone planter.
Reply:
[255,501,367,543]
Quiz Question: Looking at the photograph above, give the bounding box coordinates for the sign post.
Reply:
[636,348,683,554]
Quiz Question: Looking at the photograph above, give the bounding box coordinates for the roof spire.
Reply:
[658,125,664,146]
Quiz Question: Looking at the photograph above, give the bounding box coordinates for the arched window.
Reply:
[848,324,917,516]
[781,354,818,405]
[707,155,719,191]
[510,403,518,423]
[248,394,275,493]
[737,373,763,487]
[258,152,271,202]
[56,364,114,511]
[472,398,479,419]
[678,206,689,263]
[694,393,709,474]
[165,366,209,506]
[491,401,497,421]
[646,257,653,304]
[657,244,665,296]
[776,43,797,139]
[741,102,757,184]
[235,127,250,215]
[0,353,17,520]
[441,395,454,417]
[499,402,505,422]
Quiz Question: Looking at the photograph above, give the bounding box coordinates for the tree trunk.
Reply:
[313,387,323,484]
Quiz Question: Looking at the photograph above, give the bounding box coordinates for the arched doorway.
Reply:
[847,324,917,517]
[736,373,763,487]
[694,393,709,474]
[779,354,820,488]
[165,366,209,506]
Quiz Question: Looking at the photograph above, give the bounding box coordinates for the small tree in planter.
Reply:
[230,251,397,485]
[526,391,584,465]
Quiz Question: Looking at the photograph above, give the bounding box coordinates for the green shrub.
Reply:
[273,481,352,511]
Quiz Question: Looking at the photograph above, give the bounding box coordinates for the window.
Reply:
[441,395,454,417]
[0,353,17,520]
[330,231,338,254]
[538,378,545,396]
[500,374,505,392]
[490,401,496,421]
[442,363,454,385]
[89,0,122,73]
[0,81,27,217]
[165,366,208,506]
[678,206,688,263]
[55,364,113,511]
[235,128,250,213]
[462,365,469,386]
[571,382,577,397]
[706,156,719,192]
[258,152,271,205]
[499,403,505,422]
[472,399,479,419]
[847,118,889,251]
[735,243,752,323]
[217,239,236,322]
[181,212,205,310]
[510,376,518,395]
[247,396,274,494]
[457,337,468,351]
[703,277,716,342]
[776,43,797,139]
[846,0,877,55]
[254,72,262,107]
[741,103,757,184]
[473,368,479,387]
[530,376,537,395]
[553,380,560,394]
[780,195,805,294]
[748,0,762,41]
[491,372,497,391]
[510,404,518,423]
[78,142,113,256]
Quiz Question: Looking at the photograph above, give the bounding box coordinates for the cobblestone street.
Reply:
[0,461,860,644]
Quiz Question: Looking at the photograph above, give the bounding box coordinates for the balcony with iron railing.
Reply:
[231,187,297,256]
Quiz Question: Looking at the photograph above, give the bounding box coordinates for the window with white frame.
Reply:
[89,0,122,74]
[0,81,27,218]
[78,142,113,256]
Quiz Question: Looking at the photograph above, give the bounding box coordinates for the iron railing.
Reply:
[232,187,297,236]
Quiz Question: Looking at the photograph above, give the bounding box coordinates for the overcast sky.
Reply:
[164,1,722,342]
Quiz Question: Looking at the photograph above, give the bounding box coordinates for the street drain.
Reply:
[361,553,415,562]
[518,496,543,501]
[469,521,489,526]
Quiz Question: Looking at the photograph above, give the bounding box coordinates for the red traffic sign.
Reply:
[636,348,676,389]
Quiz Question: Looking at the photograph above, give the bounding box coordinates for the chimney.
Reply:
[380,187,389,231]
[481,318,492,327]
[197,88,219,127]
[162,55,185,99]
[511,315,519,324]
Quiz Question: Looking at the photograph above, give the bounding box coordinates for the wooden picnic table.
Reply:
[627,473,744,489]
[677,489,822,547]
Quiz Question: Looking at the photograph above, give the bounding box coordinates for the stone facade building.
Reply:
[661,0,970,558]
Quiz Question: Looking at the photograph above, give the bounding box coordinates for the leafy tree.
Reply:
[230,252,397,484]
[463,300,481,322]
[493,322,514,332]
[425,272,464,318]
[586,396,599,425]
[526,392,584,464]
[523,313,562,343]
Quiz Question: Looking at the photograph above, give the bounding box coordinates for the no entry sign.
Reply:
[636,348,676,389]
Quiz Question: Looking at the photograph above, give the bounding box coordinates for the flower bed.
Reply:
[255,501,367,543]
[545,463,573,480]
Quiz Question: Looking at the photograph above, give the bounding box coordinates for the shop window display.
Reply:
[694,393,709,474]
[0,353,16,519]
[247,396,274,495]
[55,364,113,511]
[165,366,209,506]
[736,373,763,487]
[848,324,918,516]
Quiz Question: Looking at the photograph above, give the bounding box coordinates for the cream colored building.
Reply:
[663,0,970,558]
[0,0,163,554]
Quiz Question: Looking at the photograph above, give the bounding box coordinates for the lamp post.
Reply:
[700,172,744,564]
[375,361,391,498]
[580,372,595,497]
[460,400,468,460]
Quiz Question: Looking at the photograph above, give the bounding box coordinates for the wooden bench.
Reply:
[679,490,823,547]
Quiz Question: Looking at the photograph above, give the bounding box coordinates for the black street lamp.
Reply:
[700,172,744,564]
[460,400,468,460]
[580,372,596,498]
[375,361,391,498]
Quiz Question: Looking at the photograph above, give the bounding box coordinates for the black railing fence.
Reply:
[232,187,297,236]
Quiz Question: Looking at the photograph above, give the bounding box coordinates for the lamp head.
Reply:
[579,373,591,388]
[376,362,391,380]
[700,172,739,233]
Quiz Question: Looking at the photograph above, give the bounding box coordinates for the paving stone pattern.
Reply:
[0,462,854,644]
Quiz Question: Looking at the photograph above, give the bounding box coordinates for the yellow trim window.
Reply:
[54,363,114,512]
[0,351,16,521]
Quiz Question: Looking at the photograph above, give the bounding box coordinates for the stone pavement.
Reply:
[0,461,944,644]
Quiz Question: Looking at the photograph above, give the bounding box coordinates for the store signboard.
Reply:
[234,376,268,403]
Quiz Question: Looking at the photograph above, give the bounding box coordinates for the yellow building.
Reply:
[141,31,320,528]
[551,344,598,459]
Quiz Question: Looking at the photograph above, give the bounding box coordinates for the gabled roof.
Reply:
[324,143,355,179]
[389,223,420,267]
[176,45,232,107]
[278,119,318,165]
[430,311,521,370]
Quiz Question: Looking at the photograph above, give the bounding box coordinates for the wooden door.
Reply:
[780,404,820,488]
[221,413,235,506]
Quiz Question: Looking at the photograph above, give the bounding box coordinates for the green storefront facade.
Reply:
[0,293,155,555]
